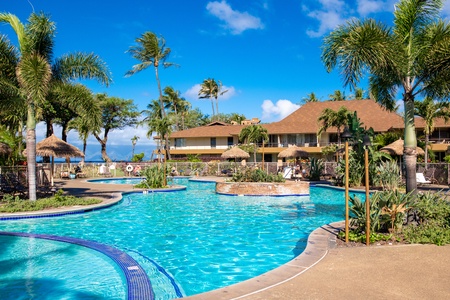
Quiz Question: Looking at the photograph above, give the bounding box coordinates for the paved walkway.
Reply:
[3,178,450,299]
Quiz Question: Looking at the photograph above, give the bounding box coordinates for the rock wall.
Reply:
[216,181,309,196]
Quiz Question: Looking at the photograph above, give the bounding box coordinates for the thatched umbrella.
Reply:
[221,147,250,172]
[277,146,309,159]
[24,134,84,186]
[221,147,250,160]
[0,142,12,155]
[380,139,424,156]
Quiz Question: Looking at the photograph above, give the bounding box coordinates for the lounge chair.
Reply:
[416,173,431,185]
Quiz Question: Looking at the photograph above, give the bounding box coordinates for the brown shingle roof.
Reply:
[265,99,404,134]
[170,99,405,138]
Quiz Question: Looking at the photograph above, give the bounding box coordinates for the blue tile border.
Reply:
[0,231,154,300]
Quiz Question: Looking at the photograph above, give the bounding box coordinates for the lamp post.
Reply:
[363,134,371,246]
[341,126,352,243]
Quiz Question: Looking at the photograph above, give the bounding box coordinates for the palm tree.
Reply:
[126,31,176,159]
[302,92,320,103]
[239,125,268,165]
[414,97,450,169]
[163,86,188,130]
[198,78,228,120]
[198,78,218,118]
[68,111,101,165]
[1,12,111,200]
[131,135,140,157]
[321,0,450,193]
[329,90,346,101]
[317,107,351,146]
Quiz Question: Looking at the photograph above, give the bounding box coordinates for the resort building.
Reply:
[169,99,450,161]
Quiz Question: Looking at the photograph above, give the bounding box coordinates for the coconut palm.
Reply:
[0,12,111,200]
[198,78,228,120]
[126,31,176,159]
[131,135,140,157]
[317,106,351,146]
[163,86,188,130]
[239,125,268,165]
[302,92,320,103]
[414,96,450,168]
[198,78,218,117]
[329,90,346,101]
[321,0,450,193]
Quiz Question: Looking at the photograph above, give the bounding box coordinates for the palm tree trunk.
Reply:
[403,97,417,194]
[424,134,429,169]
[82,139,87,164]
[216,97,219,121]
[154,66,166,118]
[210,96,215,118]
[26,105,37,201]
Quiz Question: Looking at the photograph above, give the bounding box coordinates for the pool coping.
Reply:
[182,221,343,300]
[0,231,154,300]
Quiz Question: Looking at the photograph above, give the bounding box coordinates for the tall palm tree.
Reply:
[302,92,320,103]
[131,135,140,157]
[1,12,111,200]
[198,78,218,118]
[198,78,228,120]
[163,86,187,130]
[329,90,346,101]
[126,31,176,159]
[68,111,101,165]
[239,125,268,164]
[317,107,351,146]
[414,96,450,169]
[321,0,450,193]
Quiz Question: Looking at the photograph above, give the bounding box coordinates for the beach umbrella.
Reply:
[0,142,12,155]
[277,146,308,159]
[221,147,250,160]
[380,139,424,156]
[24,134,84,186]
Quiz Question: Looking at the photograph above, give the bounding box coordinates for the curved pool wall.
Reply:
[0,232,153,300]
[216,181,309,196]
[0,178,368,298]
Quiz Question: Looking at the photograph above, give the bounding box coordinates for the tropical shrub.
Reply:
[131,152,145,162]
[309,158,324,181]
[0,190,101,213]
[230,168,285,183]
[373,160,401,191]
[135,165,167,188]
[403,192,450,245]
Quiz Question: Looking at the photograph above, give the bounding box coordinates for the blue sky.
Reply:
[2,0,450,161]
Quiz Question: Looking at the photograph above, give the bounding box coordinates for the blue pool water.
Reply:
[0,179,362,298]
[0,235,126,299]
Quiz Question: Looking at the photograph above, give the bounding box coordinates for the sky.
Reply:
[2,0,450,161]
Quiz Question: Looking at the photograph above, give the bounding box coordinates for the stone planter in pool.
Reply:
[216,181,309,196]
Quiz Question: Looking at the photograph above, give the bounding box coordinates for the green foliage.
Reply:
[0,190,101,213]
[444,155,450,163]
[309,158,324,181]
[131,152,144,162]
[231,168,285,183]
[349,190,414,234]
[374,160,401,191]
[338,230,392,243]
[135,165,167,188]
[403,224,450,246]
[186,154,202,162]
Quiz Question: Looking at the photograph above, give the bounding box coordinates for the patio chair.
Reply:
[5,173,27,197]
[98,165,112,177]
[416,173,431,185]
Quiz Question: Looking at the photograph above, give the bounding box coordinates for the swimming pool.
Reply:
[0,179,362,298]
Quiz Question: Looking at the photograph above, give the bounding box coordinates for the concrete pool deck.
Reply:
[3,177,450,299]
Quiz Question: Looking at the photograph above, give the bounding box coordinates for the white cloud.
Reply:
[261,99,300,122]
[183,84,236,101]
[304,0,393,37]
[206,1,264,34]
[357,0,386,17]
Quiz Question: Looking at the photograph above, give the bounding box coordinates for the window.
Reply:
[174,138,185,148]
[227,137,233,146]
[211,137,216,148]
